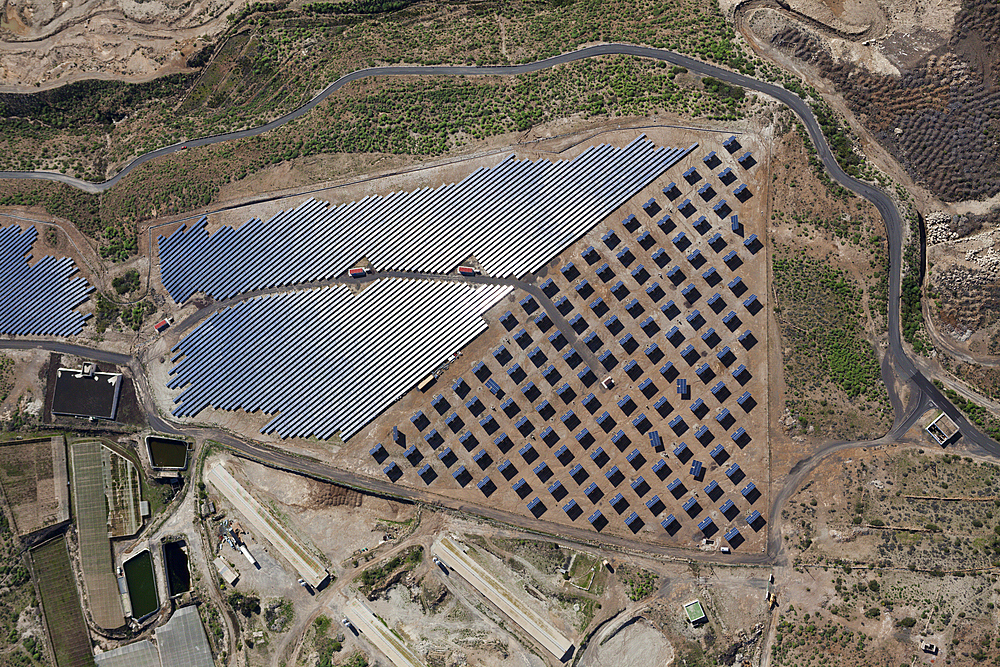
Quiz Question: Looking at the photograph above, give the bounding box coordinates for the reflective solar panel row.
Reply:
[159,138,698,303]
[0,225,93,336]
[167,278,511,439]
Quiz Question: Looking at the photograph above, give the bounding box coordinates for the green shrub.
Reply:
[112,269,140,294]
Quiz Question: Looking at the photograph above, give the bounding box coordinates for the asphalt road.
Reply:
[0,338,131,365]
[2,42,997,562]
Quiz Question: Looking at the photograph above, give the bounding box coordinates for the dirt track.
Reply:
[0,0,239,90]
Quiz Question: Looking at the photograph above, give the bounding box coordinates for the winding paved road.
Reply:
[2,42,997,564]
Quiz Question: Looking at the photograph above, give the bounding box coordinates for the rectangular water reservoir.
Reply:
[123,550,159,619]
[145,436,189,469]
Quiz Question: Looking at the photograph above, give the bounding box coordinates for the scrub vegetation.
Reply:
[358,545,423,595]
[617,564,659,601]
[776,450,1000,665]
[0,509,51,667]
[773,247,890,438]
[0,0,776,259]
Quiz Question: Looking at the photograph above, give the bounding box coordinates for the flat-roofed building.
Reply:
[156,606,214,667]
[94,639,160,667]
[52,364,122,420]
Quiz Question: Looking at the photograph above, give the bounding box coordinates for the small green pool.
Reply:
[146,436,188,469]
[123,550,158,619]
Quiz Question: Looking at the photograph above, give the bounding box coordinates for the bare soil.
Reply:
[771,444,1000,666]
[0,0,239,90]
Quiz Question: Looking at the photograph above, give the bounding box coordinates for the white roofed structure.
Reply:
[433,536,573,659]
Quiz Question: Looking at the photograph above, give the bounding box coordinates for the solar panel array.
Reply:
[168,278,511,439]
[364,139,767,547]
[0,225,93,336]
[158,137,697,303]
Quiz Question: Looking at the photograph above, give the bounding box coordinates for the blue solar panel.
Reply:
[157,143,704,441]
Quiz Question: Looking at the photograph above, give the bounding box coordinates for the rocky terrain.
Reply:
[739,0,1000,204]
[0,0,238,90]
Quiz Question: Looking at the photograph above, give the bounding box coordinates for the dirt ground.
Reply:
[181,444,775,667]
[0,349,50,425]
[234,456,417,569]
[768,441,1000,666]
[731,0,961,76]
[0,0,239,90]
[0,434,66,535]
[762,106,894,474]
[300,124,772,553]
[583,621,675,667]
